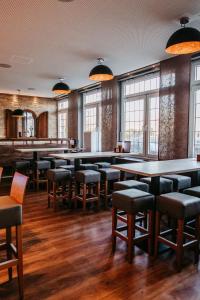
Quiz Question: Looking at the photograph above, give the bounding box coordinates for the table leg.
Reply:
[74,158,81,171]
[33,151,38,161]
[151,176,160,255]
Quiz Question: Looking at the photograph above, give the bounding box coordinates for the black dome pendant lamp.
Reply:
[52,78,71,95]
[166,17,200,55]
[89,58,114,81]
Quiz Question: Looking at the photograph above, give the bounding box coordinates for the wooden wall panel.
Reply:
[101,78,119,151]
[5,109,18,138]
[159,55,191,160]
[68,91,80,140]
[36,112,48,138]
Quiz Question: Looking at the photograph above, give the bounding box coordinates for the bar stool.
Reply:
[60,165,75,175]
[140,177,173,194]
[79,163,99,171]
[52,159,67,169]
[162,174,191,191]
[13,160,30,177]
[112,189,154,263]
[47,169,72,211]
[99,168,120,208]
[34,160,51,191]
[154,192,200,271]
[94,162,111,169]
[0,172,28,299]
[75,170,100,211]
[114,180,149,192]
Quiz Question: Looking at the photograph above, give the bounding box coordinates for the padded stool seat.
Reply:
[79,163,98,171]
[60,165,75,173]
[94,162,111,169]
[35,160,51,170]
[99,168,120,181]
[140,177,173,194]
[114,180,149,192]
[75,170,100,184]
[184,186,200,198]
[15,160,30,170]
[162,174,191,191]
[52,159,67,169]
[113,189,154,214]
[40,157,54,161]
[47,169,71,182]
[0,196,22,228]
[158,192,200,219]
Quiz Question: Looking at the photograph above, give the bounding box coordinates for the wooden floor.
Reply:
[1,190,200,300]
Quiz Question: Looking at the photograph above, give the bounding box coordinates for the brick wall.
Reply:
[0,93,57,138]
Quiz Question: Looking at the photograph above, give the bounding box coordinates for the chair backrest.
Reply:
[0,167,3,183]
[10,172,29,204]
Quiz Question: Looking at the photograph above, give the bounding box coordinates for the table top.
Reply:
[111,158,200,177]
[16,147,72,153]
[49,151,136,160]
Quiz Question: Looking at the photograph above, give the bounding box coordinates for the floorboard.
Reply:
[0,190,200,300]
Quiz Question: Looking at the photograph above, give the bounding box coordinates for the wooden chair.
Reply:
[0,167,3,183]
[0,172,29,299]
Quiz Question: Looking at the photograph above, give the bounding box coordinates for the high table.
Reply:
[112,158,200,195]
[16,147,80,161]
[112,158,200,253]
[49,151,137,170]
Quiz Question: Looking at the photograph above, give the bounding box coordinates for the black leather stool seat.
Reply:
[94,162,111,169]
[162,174,191,191]
[114,180,149,192]
[140,177,173,194]
[0,196,22,229]
[184,186,200,197]
[35,160,51,170]
[47,169,71,182]
[112,189,154,214]
[158,192,200,219]
[60,165,75,173]
[40,157,54,161]
[75,170,100,184]
[99,168,120,181]
[79,164,98,171]
[15,160,30,170]
[52,159,67,169]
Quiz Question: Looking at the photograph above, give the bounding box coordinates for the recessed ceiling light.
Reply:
[0,63,12,68]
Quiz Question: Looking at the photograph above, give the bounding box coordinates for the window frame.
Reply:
[120,72,160,158]
[57,99,68,139]
[189,60,200,157]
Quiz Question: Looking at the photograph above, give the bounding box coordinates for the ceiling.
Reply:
[0,0,200,98]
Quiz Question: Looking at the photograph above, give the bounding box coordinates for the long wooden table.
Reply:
[112,158,200,195]
[49,151,138,169]
[16,147,80,160]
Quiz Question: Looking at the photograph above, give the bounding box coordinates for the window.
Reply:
[189,60,200,157]
[121,73,160,157]
[57,99,68,138]
[83,89,102,151]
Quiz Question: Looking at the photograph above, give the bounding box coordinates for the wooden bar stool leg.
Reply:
[127,213,135,263]
[16,225,24,300]
[194,215,200,264]
[47,180,51,208]
[6,227,13,281]
[83,183,87,211]
[53,182,57,211]
[104,180,108,208]
[176,219,184,272]
[112,207,117,253]
[154,211,161,259]
[148,210,153,256]
[96,182,100,210]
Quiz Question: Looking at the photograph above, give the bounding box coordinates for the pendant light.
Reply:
[12,109,24,118]
[89,58,114,81]
[166,17,200,55]
[52,78,71,95]
[12,90,24,118]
